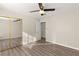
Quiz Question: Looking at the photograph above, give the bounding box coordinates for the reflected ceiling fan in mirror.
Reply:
[30,3,55,16]
[13,19,21,22]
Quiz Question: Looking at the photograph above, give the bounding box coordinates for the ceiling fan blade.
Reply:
[44,9,55,11]
[30,10,40,12]
[38,3,44,10]
[13,19,21,22]
[30,8,55,13]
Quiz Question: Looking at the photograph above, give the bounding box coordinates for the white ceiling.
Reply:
[0,3,79,19]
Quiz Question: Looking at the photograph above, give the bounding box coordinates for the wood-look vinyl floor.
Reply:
[0,37,22,52]
[0,41,79,56]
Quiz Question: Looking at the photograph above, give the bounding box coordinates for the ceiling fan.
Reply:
[30,3,55,16]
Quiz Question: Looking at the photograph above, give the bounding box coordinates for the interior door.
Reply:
[41,22,46,42]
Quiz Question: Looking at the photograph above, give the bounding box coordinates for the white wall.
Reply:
[41,4,79,50]
[36,19,41,40]
[55,10,79,50]
[22,17,41,44]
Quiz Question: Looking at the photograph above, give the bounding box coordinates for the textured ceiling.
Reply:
[0,3,79,19]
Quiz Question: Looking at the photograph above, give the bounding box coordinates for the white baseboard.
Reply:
[53,42,79,51]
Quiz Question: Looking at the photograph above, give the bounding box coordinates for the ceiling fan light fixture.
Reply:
[39,10,45,14]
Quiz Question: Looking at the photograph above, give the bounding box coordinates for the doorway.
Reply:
[41,22,46,42]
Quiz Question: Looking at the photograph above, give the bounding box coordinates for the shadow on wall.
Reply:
[22,32,36,45]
